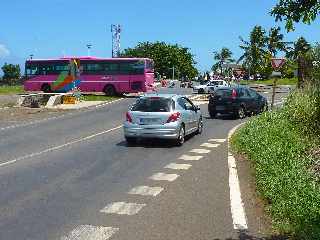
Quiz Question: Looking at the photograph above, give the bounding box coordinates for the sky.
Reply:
[0,0,319,74]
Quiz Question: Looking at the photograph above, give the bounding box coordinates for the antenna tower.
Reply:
[111,24,121,58]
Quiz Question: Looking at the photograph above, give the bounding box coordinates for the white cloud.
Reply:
[0,44,10,58]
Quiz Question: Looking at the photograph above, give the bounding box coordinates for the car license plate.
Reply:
[216,106,225,110]
[139,118,159,125]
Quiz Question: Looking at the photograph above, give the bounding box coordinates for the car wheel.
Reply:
[125,137,137,145]
[41,84,51,93]
[198,88,205,94]
[176,126,185,146]
[209,110,216,119]
[237,106,246,119]
[104,85,116,96]
[196,119,203,135]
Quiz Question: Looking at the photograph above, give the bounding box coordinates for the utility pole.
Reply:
[173,66,175,80]
[86,44,92,56]
[111,24,121,58]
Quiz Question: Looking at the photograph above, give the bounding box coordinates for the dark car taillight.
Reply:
[231,89,237,99]
[167,112,181,123]
[126,112,132,123]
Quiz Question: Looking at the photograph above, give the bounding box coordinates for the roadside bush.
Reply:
[283,87,320,136]
[232,91,320,239]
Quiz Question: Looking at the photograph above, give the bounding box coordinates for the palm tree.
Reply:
[267,27,290,57]
[286,37,311,88]
[238,25,268,78]
[213,47,234,75]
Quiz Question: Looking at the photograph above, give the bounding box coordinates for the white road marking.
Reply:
[178,154,203,161]
[0,125,123,168]
[200,143,220,148]
[128,186,164,196]
[208,138,226,143]
[228,124,248,230]
[190,148,211,154]
[165,163,192,170]
[149,172,179,182]
[100,202,146,215]
[60,225,119,240]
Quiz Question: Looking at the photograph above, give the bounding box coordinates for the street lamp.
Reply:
[29,54,34,60]
[86,44,92,56]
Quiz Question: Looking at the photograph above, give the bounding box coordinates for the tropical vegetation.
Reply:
[121,41,198,80]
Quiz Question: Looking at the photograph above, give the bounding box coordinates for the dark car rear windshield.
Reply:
[131,97,173,112]
[215,89,232,97]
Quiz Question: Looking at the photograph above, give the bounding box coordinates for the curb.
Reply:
[227,122,248,230]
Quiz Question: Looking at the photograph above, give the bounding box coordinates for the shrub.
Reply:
[232,89,320,239]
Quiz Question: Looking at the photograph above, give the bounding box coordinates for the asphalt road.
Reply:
[0,87,287,240]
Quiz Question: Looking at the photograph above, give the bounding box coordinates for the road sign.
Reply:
[271,58,286,70]
[63,96,76,104]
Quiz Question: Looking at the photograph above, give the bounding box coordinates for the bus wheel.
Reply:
[103,85,116,96]
[41,84,51,93]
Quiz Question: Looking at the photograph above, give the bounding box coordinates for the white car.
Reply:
[193,80,229,94]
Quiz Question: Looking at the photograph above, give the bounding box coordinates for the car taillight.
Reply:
[126,112,132,123]
[231,89,237,99]
[167,112,181,123]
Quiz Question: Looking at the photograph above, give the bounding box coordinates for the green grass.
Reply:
[0,85,24,94]
[81,94,120,102]
[231,89,320,239]
[240,77,297,86]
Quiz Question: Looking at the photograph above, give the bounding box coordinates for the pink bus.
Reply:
[24,57,155,95]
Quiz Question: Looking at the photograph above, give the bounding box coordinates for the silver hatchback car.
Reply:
[123,94,203,146]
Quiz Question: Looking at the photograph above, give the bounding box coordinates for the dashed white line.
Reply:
[178,154,203,161]
[200,143,220,148]
[228,124,248,230]
[100,202,146,215]
[128,186,164,197]
[149,172,179,182]
[165,163,192,170]
[0,125,123,168]
[60,225,119,240]
[208,138,226,143]
[190,148,211,154]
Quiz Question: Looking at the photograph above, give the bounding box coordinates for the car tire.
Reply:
[41,83,51,93]
[209,110,216,119]
[125,137,137,145]
[176,126,185,146]
[103,85,116,96]
[236,106,246,119]
[196,119,203,135]
[198,89,205,94]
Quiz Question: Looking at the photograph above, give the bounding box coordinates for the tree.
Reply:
[212,47,234,75]
[266,27,289,57]
[271,0,320,31]
[121,42,198,79]
[286,37,311,88]
[1,63,21,85]
[238,25,268,78]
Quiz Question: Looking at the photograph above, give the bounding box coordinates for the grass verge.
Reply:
[231,89,320,239]
[81,94,120,102]
[240,77,297,86]
[0,85,24,94]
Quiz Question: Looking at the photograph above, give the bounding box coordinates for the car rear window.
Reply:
[215,89,232,97]
[131,97,173,112]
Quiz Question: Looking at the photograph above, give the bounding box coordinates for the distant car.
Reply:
[193,80,229,94]
[124,94,203,146]
[208,86,268,119]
